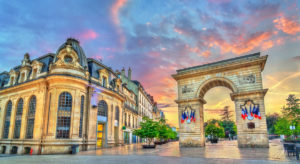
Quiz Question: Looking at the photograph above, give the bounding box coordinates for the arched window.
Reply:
[97,100,108,117]
[115,106,119,121]
[79,96,84,138]
[3,101,12,139]
[56,92,72,139]
[26,96,36,139]
[14,99,23,139]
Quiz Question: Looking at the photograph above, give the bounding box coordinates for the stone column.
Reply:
[46,89,58,139]
[118,106,124,145]
[176,97,206,147]
[20,97,29,139]
[106,104,114,147]
[231,89,269,148]
[71,90,80,139]
[8,99,18,139]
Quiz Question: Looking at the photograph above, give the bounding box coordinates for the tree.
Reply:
[266,113,280,134]
[133,117,159,146]
[219,120,237,138]
[274,117,293,137]
[205,122,225,139]
[282,94,300,122]
[157,119,169,141]
[220,106,233,121]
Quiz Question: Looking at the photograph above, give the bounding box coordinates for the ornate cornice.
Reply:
[172,54,267,81]
[175,97,206,104]
[230,89,268,101]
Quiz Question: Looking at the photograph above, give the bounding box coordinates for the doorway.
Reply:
[97,123,105,148]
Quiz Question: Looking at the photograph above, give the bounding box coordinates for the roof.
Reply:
[55,38,88,69]
[177,52,261,74]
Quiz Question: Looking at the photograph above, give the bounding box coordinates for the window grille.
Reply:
[14,99,23,139]
[97,100,108,117]
[79,96,84,138]
[26,96,36,139]
[115,106,119,121]
[56,92,72,139]
[3,101,12,139]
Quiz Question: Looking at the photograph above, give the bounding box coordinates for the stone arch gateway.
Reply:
[172,52,269,148]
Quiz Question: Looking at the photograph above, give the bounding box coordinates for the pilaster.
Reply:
[176,98,205,147]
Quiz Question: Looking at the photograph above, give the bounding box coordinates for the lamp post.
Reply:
[290,123,296,140]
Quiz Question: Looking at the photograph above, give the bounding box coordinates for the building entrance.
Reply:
[97,123,105,148]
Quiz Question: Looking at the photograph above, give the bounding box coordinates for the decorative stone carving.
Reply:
[181,85,193,94]
[22,53,31,66]
[239,74,256,84]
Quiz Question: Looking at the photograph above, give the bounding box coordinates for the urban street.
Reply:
[0,0,300,163]
[0,139,298,164]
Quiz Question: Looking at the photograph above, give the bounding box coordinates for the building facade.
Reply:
[122,85,139,144]
[0,38,125,154]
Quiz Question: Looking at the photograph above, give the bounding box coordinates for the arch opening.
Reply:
[197,77,237,99]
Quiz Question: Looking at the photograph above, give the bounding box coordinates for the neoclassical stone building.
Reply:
[0,38,125,154]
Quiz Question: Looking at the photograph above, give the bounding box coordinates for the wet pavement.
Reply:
[0,139,298,164]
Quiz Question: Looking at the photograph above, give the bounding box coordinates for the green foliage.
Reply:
[219,120,237,137]
[205,122,225,139]
[274,117,293,136]
[133,117,159,145]
[274,95,300,137]
[266,113,280,134]
[133,117,178,145]
[157,118,178,140]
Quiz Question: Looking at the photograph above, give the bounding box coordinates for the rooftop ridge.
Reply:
[87,58,116,76]
[177,52,261,73]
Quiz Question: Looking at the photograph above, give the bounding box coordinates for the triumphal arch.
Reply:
[172,52,269,148]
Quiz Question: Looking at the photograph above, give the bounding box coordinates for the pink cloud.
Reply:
[111,0,127,26]
[110,0,127,49]
[78,29,99,41]
[273,16,300,35]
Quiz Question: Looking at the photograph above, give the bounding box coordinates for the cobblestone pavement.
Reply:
[0,139,298,164]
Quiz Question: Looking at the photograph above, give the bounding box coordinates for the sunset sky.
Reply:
[0,0,299,127]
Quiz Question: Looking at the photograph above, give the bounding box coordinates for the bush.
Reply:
[205,123,225,139]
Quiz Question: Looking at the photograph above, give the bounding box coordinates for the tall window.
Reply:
[10,77,14,85]
[97,100,108,117]
[124,113,127,126]
[56,92,72,139]
[20,73,25,83]
[102,77,107,87]
[79,96,84,138]
[3,101,12,139]
[128,115,131,127]
[14,99,23,139]
[32,68,37,79]
[115,106,119,121]
[26,96,36,139]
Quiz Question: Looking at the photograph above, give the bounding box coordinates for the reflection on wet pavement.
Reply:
[79,139,289,161]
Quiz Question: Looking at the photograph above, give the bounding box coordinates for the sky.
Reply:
[0,0,300,127]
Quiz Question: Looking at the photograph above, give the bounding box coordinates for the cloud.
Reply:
[78,29,99,42]
[110,0,127,26]
[273,16,300,35]
[110,0,128,49]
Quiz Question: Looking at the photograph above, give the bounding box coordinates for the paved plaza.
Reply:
[0,139,298,164]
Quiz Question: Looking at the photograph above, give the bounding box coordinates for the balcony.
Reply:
[124,104,138,114]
